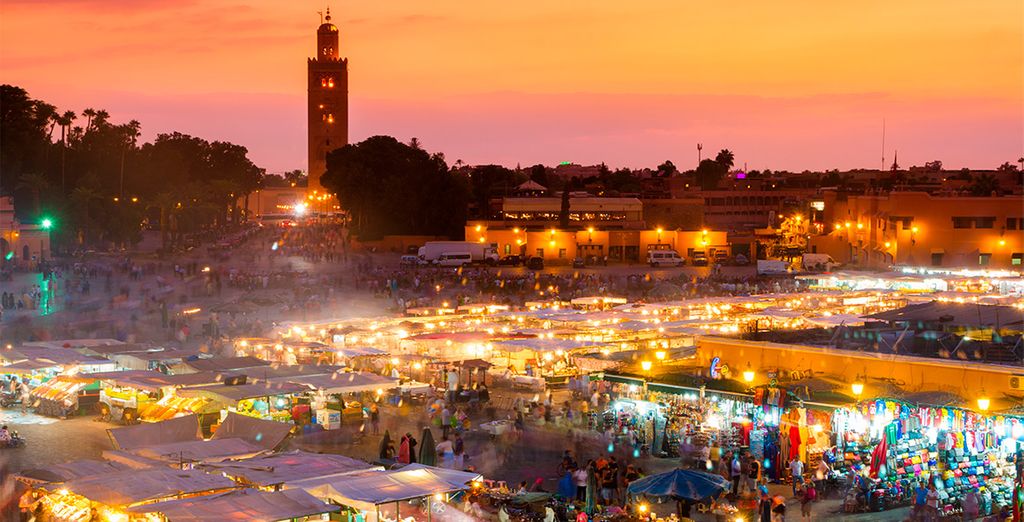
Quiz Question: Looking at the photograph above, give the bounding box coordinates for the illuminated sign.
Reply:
[709,357,721,379]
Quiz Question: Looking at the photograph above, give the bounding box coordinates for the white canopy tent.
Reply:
[127,487,338,521]
[290,464,481,521]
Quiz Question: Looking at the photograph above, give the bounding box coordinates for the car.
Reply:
[734,253,750,266]
[498,255,522,266]
[400,255,423,267]
[647,250,684,267]
[437,252,473,267]
[526,256,545,270]
[691,252,709,266]
[572,257,586,268]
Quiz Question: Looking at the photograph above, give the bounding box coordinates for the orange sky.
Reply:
[2,0,1021,172]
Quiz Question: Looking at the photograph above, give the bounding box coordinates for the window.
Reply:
[1013,253,1023,266]
[558,248,567,258]
[889,216,913,228]
[535,248,543,258]
[975,217,996,229]
[952,217,973,229]
[320,76,335,88]
[931,253,943,266]
[504,244,511,255]
[1007,218,1017,230]
[979,253,991,266]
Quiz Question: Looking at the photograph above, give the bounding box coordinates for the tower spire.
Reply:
[325,6,331,22]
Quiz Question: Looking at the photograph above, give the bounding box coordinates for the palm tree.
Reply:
[149,192,178,250]
[57,110,76,194]
[715,149,735,171]
[408,137,422,150]
[69,186,102,245]
[15,173,50,217]
[968,173,999,197]
[81,108,96,133]
[118,120,142,198]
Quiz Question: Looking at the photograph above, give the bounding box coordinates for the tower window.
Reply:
[320,77,335,88]
[322,46,333,57]
[326,114,334,124]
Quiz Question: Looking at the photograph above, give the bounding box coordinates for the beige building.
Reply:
[468,196,728,262]
[809,191,1024,269]
[0,196,50,266]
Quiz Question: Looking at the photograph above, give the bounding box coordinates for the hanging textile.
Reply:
[869,435,888,479]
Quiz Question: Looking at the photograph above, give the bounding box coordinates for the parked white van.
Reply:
[437,252,473,267]
[647,250,684,267]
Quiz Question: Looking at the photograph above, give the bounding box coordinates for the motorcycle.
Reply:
[1,431,26,449]
[0,391,21,408]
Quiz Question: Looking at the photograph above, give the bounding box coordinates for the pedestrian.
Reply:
[746,455,760,495]
[925,482,940,521]
[788,456,804,497]
[962,489,979,520]
[730,453,742,496]
[369,403,380,435]
[574,463,589,501]
[799,481,816,521]
[759,492,773,522]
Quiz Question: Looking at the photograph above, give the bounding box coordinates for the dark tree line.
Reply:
[0,85,265,252]
[322,136,469,240]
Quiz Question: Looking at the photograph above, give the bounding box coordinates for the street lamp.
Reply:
[977,396,991,412]
[742,363,755,383]
[851,381,864,397]
[40,218,53,230]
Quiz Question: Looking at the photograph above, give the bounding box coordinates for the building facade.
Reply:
[0,196,50,266]
[467,196,728,263]
[307,9,348,194]
[810,191,1024,269]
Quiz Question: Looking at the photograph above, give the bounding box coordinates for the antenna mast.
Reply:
[881,118,886,171]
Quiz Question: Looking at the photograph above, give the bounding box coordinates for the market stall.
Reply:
[32,467,236,522]
[291,464,483,522]
[127,488,338,522]
[831,398,1021,516]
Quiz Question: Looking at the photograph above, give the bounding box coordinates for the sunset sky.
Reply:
[2,0,1021,173]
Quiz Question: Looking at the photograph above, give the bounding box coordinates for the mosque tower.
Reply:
[307,7,348,194]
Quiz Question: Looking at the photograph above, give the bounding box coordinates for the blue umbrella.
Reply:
[626,468,731,502]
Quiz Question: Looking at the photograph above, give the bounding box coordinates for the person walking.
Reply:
[788,457,804,497]
[799,481,816,521]
[369,403,380,435]
[730,453,742,496]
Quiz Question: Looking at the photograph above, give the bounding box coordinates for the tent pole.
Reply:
[427,496,432,522]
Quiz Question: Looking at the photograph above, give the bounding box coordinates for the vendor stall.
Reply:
[291,464,483,522]
[831,398,1021,517]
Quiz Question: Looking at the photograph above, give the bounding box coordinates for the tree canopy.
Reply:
[0,84,266,251]
[321,136,469,240]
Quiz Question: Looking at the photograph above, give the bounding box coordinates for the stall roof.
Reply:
[76,370,186,392]
[495,338,606,352]
[127,438,265,464]
[212,412,293,451]
[109,414,202,450]
[127,487,339,521]
[176,381,309,403]
[16,459,129,484]
[866,301,1024,328]
[286,371,398,394]
[183,356,270,373]
[290,464,481,508]
[200,450,378,487]
[79,343,162,356]
[61,468,235,507]
[3,346,112,366]
[23,339,123,350]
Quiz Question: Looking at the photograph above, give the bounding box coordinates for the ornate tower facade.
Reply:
[307,9,348,193]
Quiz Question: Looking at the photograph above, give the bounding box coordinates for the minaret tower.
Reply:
[307,7,348,194]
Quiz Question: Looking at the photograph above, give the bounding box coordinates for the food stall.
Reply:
[176,381,310,425]
[29,375,99,418]
[291,464,483,522]
[32,467,237,522]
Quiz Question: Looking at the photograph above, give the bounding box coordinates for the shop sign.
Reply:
[709,357,721,379]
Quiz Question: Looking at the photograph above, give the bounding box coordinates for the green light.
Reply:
[41,218,53,230]
[4,252,12,261]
